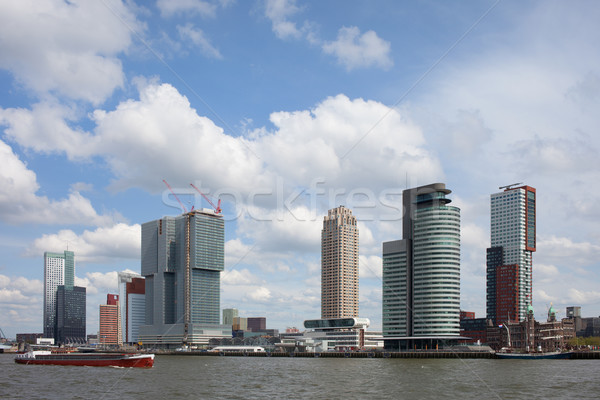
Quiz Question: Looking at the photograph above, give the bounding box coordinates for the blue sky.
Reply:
[1,0,599,339]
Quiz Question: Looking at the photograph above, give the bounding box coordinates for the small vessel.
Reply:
[14,350,155,368]
[495,351,572,360]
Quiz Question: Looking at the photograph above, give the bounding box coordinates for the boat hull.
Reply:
[15,353,154,368]
[496,352,572,360]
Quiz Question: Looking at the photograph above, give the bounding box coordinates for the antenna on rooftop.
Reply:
[499,182,523,190]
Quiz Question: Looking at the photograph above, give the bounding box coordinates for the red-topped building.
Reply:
[487,184,536,325]
[99,294,121,347]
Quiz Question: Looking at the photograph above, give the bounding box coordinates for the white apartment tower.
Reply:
[486,185,536,324]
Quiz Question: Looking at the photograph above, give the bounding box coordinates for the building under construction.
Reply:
[138,208,231,347]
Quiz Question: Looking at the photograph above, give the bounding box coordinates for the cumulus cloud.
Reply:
[0,0,139,104]
[0,275,43,335]
[2,82,441,199]
[91,82,264,193]
[322,26,393,71]
[0,102,96,160]
[27,224,141,263]
[177,23,223,59]
[0,139,115,226]
[76,271,119,295]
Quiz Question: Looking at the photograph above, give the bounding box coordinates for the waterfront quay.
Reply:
[162,350,600,359]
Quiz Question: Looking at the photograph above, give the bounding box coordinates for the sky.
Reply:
[0,0,599,339]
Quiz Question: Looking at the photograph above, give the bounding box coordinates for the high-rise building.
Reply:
[99,294,121,347]
[118,272,145,344]
[56,285,86,344]
[247,317,266,332]
[138,209,231,346]
[486,185,536,325]
[222,308,238,326]
[321,206,359,319]
[382,183,461,350]
[43,251,74,339]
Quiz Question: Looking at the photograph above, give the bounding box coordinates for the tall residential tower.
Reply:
[321,206,359,319]
[486,184,536,325]
[382,183,461,350]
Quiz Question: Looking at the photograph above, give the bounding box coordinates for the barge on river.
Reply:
[14,350,154,368]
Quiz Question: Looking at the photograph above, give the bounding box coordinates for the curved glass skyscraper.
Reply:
[383,183,461,350]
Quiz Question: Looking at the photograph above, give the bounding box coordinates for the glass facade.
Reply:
[382,183,461,340]
[382,243,408,336]
[56,285,86,344]
[412,206,461,336]
[43,250,75,339]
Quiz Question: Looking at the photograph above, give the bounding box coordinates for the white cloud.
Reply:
[0,102,96,160]
[177,23,223,59]
[27,223,141,263]
[536,263,559,278]
[537,236,600,267]
[2,83,442,200]
[0,275,43,336]
[157,0,216,18]
[0,139,115,226]
[247,286,272,302]
[265,0,302,39]
[237,205,321,253]
[359,255,381,279]
[566,288,600,306]
[91,82,264,193]
[0,0,139,104]
[322,26,393,71]
[76,271,119,293]
[222,268,261,285]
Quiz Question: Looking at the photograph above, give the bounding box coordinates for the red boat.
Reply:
[14,350,155,368]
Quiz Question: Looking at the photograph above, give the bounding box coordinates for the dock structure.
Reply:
[163,350,600,359]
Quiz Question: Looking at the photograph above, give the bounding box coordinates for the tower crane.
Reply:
[190,183,222,214]
[162,179,188,213]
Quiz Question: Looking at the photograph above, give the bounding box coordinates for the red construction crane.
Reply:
[190,183,222,214]
[163,179,188,213]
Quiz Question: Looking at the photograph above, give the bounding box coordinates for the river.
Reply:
[1,353,598,399]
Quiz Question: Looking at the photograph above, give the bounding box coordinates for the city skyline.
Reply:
[1,1,600,338]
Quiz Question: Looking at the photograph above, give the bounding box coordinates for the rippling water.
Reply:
[2,353,599,399]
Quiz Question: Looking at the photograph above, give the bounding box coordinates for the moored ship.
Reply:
[14,350,154,368]
[495,351,572,360]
